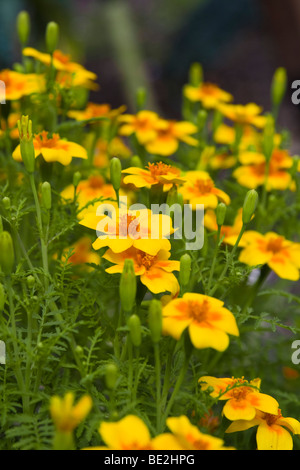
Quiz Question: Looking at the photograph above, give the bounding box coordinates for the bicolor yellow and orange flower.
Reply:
[59,236,100,269]
[214,123,259,150]
[184,82,233,109]
[13,130,88,166]
[122,162,186,191]
[0,112,21,140]
[50,392,92,433]
[93,137,131,169]
[199,376,279,421]
[103,246,179,295]
[239,231,300,281]
[162,293,239,351]
[68,102,125,121]
[118,110,161,144]
[0,69,45,100]
[226,408,300,450]
[179,171,230,209]
[217,103,267,128]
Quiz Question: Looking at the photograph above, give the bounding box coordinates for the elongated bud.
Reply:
[2,197,10,210]
[189,62,203,87]
[110,157,122,193]
[242,189,258,225]
[41,182,52,210]
[148,299,162,343]
[0,283,5,311]
[46,21,59,54]
[105,363,118,390]
[271,67,287,108]
[0,231,15,275]
[26,275,35,289]
[263,115,275,161]
[127,314,142,347]
[216,203,227,227]
[17,11,30,47]
[119,259,136,314]
[197,109,208,132]
[212,109,223,134]
[73,171,81,188]
[75,345,84,358]
[17,115,35,173]
[130,155,143,168]
[179,253,192,288]
[136,87,147,111]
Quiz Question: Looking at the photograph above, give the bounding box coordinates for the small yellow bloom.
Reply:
[179,171,230,209]
[68,102,125,121]
[184,82,233,109]
[122,162,186,191]
[214,123,259,149]
[59,236,100,269]
[199,376,279,421]
[13,130,88,166]
[207,151,237,170]
[144,120,198,156]
[239,231,300,281]
[0,69,45,100]
[50,392,92,433]
[103,246,180,295]
[218,103,267,128]
[118,110,161,144]
[226,409,300,450]
[162,293,239,351]
[153,415,233,450]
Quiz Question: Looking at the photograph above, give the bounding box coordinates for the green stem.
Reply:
[154,343,161,432]
[207,227,221,294]
[162,354,190,425]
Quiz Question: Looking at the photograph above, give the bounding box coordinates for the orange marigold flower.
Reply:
[199,376,279,421]
[214,123,259,149]
[282,367,300,380]
[59,236,100,269]
[13,130,88,166]
[118,110,161,144]
[184,82,233,109]
[68,102,126,121]
[103,246,180,295]
[239,231,300,281]
[218,103,267,128]
[122,162,186,191]
[162,293,239,351]
[204,208,247,247]
[179,171,230,209]
[152,415,234,450]
[226,408,300,450]
[144,120,198,156]
[0,69,45,100]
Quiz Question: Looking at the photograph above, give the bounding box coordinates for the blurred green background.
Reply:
[2,0,300,150]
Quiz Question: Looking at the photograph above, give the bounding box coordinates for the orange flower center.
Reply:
[118,214,141,238]
[194,178,214,195]
[121,442,152,450]
[201,84,218,97]
[88,175,105,189]
[34,131,61,149]
[266,237,284,254]
[53,50,71,65]
[229,378,253,400]
[147,162,172,177]
[264,410,282,426]
[192,439,211,450]
[136,251,156,270]
[187,300,209,322]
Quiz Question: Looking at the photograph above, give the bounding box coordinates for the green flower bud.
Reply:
[75,345,84,358]
[17,11,30,46]
[105,363,118,390]
[197,109,208,132]
[0,283,5,311]
[216,203,227,227]
[41,182,52,210]
[136,87,147,111]
[263,115,275,161]
[242,189,258,225]
[271,67,287,108]
[73,171,81,188]
[46,21,59,54]
[17,116,35,173]
[189,62,203,87]
[119,259,136,314]
[212,109,223,133]
[148,299,162,343]
[26,275,35,289]
[127,314,142,348]
[2,197,10,210]
[179,253,192,287]
[110,157,122,193]
[130,155,143,169]
[0,231,15,275]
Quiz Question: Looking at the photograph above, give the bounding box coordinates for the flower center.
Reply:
[118,214,140,238]
[194,178,214,194]
[264,409,282,426]
[147,162,172,177]
[88,175,105,189]
[187,300,209,322]
[136,251,156,270]
[266,237,284,254]
[53,50,71,65]
[192,439,210,450]
[34,131,61,149]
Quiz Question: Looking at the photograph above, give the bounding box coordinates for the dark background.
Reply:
[2,0,300,151]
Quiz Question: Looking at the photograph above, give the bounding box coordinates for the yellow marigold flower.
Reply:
[226,409,300,450]
[208,151,237,170]
[59,236,100,269]
[214,123,259,149]
[50,392,92,433]
[184,82,233,109]
[0,112,20,140]
[153,415,233,450]
[80,207,174,255]
[118,110,161,144]
[144,120,198,156]
[93,137,131,169]
[162,293,239,351]
[55,70,98,90]
[179,171,230,209]
[239,231,300,281]
[204,208,247,247]
[199,376,279,421]
[103,246,180,295]
[13,130,88,166]
[0,69,45,100]
[122,162,186,191]
[218,103,267,128]
[68,102,126,121]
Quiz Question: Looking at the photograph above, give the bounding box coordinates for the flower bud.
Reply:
[271,67,287,108]
[216,203,227,227]
[105,363,118,390]
[110,157,122,193]
[148,299,162,343]
[17,11,30,47]
[127,314,142,348]
[46,21,59,54]
[2,197,10,210]
[26,275,35,289]
[263,115,275,162]
[17,116,35,173]
[119,259,136,314]
[0,283,5,311]
[130,155,143,169]
[136,87,147,111]
[189,62,203,87]
[73,171,81,188]
[197,109,208,133]
[179,253,192,288]
[242,189,258,225]
[0,231,15,275]
[41,182,52,210]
